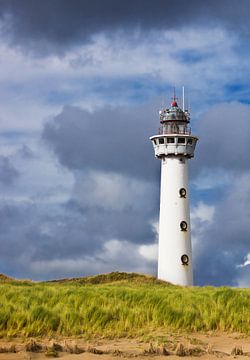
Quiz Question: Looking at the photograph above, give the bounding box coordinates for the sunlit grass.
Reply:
[0,272,249,338]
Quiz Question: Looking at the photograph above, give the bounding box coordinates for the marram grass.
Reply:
[0,272,249,338]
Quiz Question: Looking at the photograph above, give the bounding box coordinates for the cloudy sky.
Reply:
[0,0,249,286]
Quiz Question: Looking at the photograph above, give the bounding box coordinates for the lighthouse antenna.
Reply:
[172,87,178,102]
[182,86,185,111]
[186,89,190,112]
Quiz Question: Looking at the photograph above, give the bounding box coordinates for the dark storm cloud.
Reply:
[1,0,250,54]
[39,104,159,277]
[193,176,250,286]
[43,101,250,185]
[42,104,159,181]
[64,196,156,249]
[0,99,162,281]
[0,190,157,280]
[0,201,95,278]
[0,155,19,185]
[194,102,250,174]
[190,102,250,286]
[17,144,34,159]
[0,102,161,280]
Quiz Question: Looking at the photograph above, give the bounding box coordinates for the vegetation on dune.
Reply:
[0,274,14,282]
[0,272,249,338]
[47,271,168,285]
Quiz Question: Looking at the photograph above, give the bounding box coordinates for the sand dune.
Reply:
[0,332,249,359]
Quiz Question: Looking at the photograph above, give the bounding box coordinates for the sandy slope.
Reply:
[0,333,249,360]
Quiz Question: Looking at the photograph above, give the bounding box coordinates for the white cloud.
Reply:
[191,202,215,223]
[66,28,235,82]
[30,238,157,279]
[191,202,215,257]
[237,253,250,268]
[139,243,158,262]
[0,140,74,205]
[72,170,155,211]
[138,220,158,262]
[0,26,248,132]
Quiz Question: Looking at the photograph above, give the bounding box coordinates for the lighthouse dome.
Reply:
[160,100,189,123]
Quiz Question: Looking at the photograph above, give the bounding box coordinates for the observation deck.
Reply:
[150,133,198,158]
[150,99,198,159]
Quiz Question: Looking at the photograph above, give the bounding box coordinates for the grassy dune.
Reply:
[0,272,249,338]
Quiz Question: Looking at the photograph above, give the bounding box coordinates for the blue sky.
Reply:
[0,0,249,286]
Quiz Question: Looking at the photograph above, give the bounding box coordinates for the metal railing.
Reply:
[158,127,191,135]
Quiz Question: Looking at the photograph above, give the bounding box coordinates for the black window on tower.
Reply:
[180,221,188,231]
[178,137,185,144]
[179,188,187,198]
[181,254,189,265]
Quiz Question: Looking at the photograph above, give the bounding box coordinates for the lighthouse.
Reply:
[150,95,198,286]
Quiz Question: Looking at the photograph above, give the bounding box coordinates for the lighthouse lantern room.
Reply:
[150,94,198,286]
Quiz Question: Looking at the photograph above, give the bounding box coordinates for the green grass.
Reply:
[0,272,249,338]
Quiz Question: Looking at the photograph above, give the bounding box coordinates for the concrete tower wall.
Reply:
[158,156,193,285]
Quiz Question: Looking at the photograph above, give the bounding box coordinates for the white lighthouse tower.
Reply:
[150,94,198,286]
